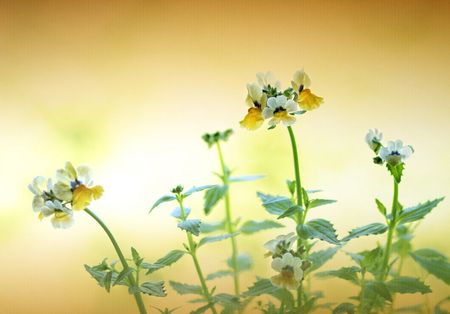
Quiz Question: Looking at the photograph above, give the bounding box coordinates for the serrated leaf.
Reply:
[316,266,361,284]
[212,293,240,308]
[242,278,279,297]
[308,199,337,209]
[229,175,265,182]
[410,249,450,284]
[398,198,445,225]
[183,185,216,197]
[204,185,228,215]
[387,276,431,294]
[131,247,143,267]
[257,192,294,215]
[227,253,252,271]
[333,302,356,314]
[169,281,203,295]
[206,270,233,280]
[375,199,387,217]
[140,281,166,297]
[199,221,225,233]
[177,219,202,236]
[240,220,284,234]
[144,250,186,274]
[387,163,404,183]
[277,205,303,219]
[342,223,388,242]
[365,281,392,302]
[198,233,239,248]
[113,267,134,286]
[308,246,340,273]
[171,207,191,219]
[297,219,340,245]
[150,195,177,213]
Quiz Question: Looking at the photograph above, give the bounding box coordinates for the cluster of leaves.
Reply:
[202,129,233,148]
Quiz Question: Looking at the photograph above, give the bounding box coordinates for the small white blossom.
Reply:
[379,140,413,165]
[263,96,298,127]
[256,71,281,90]
[365,129,383,151]
[270,252,303,290]
[264,232,297,256]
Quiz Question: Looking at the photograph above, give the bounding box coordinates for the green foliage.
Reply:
[364,281,392,302]
[198,233,239,248]
[386,276,431,294]
[227,253,252,271]
[203,185,228,215]
[144,250,186,274]
[387,162,405,183]
[375,198,387,217]
[202,129,233,148]
[169,281,204,295]
[239,220,284,234]
[410,249,450,285]
[150,195,177,213]
[183,185,217,197]
[242,278,280,297]
[307,246,340,273]
[341,223,388,242]
[199,221,225,233]
[297,219,340,245]
[131,247,144,267]
[397,197,445,225]
[347,247,383,275]
[316,266,361,284]
[277,205,303,219]
[206,270,233,281]
[333,302,356,314]
[140,281,166,297]
[229,174,264,182]
[114,267,134,287]
[307,199,337,209]
[177,219,202,236]
[257,192,294,215]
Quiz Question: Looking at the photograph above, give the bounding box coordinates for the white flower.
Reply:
[263,95,298,127]
[28,176,53,212]
[264,232,297,256]
[365,129,383,151]
[291,69,311,92]
[270,253,303,290]
[245,83,267,109]
[379,140,413,165]
[256,71,281,90]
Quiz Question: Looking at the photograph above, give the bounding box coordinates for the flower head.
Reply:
[379,140,413,166]
[54,162,104,210]
[240,83,267,130]
[270,252,303,290]
[365,129,383,152]
[256,71,281,91]
[263,95,298,127]
[264,232,297,257]
[291,70,323,111]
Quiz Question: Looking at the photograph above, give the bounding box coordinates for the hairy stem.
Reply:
[381,180,399,281]
[84,208,147,314]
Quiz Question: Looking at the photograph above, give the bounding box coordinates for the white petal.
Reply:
[285,100,298,113]
[271,257,283,272]
[292,69,311,88]
[262,107,274,119]
[294,267,304,281]
[32,196,44,212]
[51,214,74,229]
[267,97,278,109]
[268,118,280,127]
[276,95,288,107]
[53,182,73,201]
[282,253,294,266]
[77,165,93,185]
[281,116,296,127]
[29,176,46,195]
[379,147,389,160]
[55,169,71,185]
[400,146,413,159]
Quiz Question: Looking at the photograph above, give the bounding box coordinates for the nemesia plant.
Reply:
[29,162,166,314]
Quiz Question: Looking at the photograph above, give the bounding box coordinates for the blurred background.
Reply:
[0,0,449,313]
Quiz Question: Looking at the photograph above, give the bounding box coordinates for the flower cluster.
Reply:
[240,70,324,130]
[28,162,103,228]
[365,129,414,166]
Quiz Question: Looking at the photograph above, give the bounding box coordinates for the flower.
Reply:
[53,162,104,210]
[28,176,52,213]
[240,83,267,130]
[44,200,75,229]
[365,129,383,152]
[291,70,323,111]
[264,232,297,257]
[263,95,298,127]
[379,140,413,165]
[256,71,281,90]
[270,252,303,290]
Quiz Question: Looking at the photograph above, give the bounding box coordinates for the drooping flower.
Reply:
[379,140,413,166]
[264,232,297,257]
[240,83,267,130]
[270,252,303,290]
[263,95,298,127]
[44,200,75,229]
[291,70,323,111]
[28,176,53,213]
[256,71,281,90]
[53,162,104,210]
[365,129,383,152]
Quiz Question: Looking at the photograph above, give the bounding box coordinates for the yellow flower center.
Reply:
[274,110,288,119]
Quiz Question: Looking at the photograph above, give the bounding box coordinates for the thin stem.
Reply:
[84,208,147,314]
[216,142,240,297]
[381,180,399,281]
[287,126,305,308]
[177,197,218,314]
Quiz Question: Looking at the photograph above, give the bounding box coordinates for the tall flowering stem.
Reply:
[216,141,241,297]
[84,208,147,314]
[175,194,218,314]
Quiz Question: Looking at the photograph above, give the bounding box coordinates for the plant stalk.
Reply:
[381,180,399,281]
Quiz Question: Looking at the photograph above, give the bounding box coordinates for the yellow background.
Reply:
[1,0,449,313]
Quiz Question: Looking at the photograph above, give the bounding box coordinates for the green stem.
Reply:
[381,180,399,281]
[287,126,305,308]
[84,208,147,314]
[216,142,240,297]
[177,197,218,314]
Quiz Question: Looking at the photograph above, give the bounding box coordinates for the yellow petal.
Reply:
[72,185,94,210]
[239,108,264,130]
[298,89,323,111]
[91,185,104,200]
[38,212,45,220]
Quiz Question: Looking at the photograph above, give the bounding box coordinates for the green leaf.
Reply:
[396,304,424,313]
[199,221,225,233]
[198,233,239,248]
[84,264,109,287]
[227,253,252,271]
[386,276,431,294]
[364,281,392,302]
[177,219,202,236]
[308,199,337,209]
[212,293,240,308]
[113,267,134,286]
[341,223,388,242]
[144,250,186,274]
[308,246,340,273]
[104,271,113,292]
[333,303,356,314]
[171,207,191,219]
[229,175,264,182]
[410,249,450,284]
[316,266,361,284]
[150,195,176,213]
[257,192,294,215]
[169,281,203,295]
[277,205,303,219]
[206,270,233,280]
[242,278,279,297]
[286,180,296,196]
[387,163,405,183]
[397,198,445,225]
[297,219,340,245]
[131,247,143,267]
[204,185,228,215]
[375,199,387,217]
[240,220,284,234]
[183,185,216,197]
[191,304,214,314]
[140,281,166,297]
